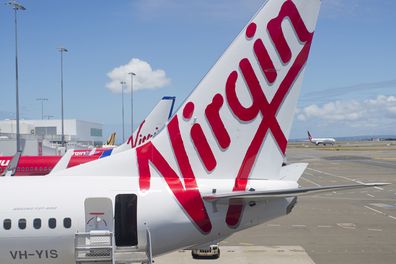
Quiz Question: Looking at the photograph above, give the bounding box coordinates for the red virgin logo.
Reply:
[127,120,160,148]
[136,0,314,233]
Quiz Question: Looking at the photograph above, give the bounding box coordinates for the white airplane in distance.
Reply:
[307,130,336,145]
[0,96,176,176]
[0,1,388,263]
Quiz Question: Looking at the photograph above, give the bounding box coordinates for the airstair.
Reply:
[75,227,153,264]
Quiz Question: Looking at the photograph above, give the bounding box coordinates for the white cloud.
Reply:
[297,95,396,127]
[106,58,170,93]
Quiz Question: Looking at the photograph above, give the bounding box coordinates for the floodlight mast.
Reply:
[128,72,136,134]
[58,47,68,147]
[7,1,26,153]
[120,81,126,142]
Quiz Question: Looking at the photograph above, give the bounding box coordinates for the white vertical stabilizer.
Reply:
[58,0,321,230]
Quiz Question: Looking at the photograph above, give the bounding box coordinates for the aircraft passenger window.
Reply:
[48,218,56,229]
[3,219,11,230]
[33,218,41,229]
[18,219,27,230]
[63,218,72,228]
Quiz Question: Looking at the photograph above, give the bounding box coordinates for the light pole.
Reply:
[7,1,26,153]
[36,98,48,120]
[128,72,136,134]
[120,81,126,142]
[58,47,68,147]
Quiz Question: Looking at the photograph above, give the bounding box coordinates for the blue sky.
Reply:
[0,0,395,142]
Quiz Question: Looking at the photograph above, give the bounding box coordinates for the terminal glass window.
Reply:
[35,127,57,136]
[90,128,103,137]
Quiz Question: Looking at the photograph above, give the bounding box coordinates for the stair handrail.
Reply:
[145,223,153,264]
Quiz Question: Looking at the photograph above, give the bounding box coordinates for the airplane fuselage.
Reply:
[0,176,296,264]
[310,138,336,145]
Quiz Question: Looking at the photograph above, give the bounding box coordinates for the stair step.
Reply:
[115,246,139,252]
[74,229,152,264]
[114,250,147,262]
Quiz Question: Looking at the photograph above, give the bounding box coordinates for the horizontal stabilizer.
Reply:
[279,163,308,181]
[49,149,74,175]
[203,183,390,202]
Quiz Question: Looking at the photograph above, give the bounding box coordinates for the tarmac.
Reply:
[156,141,396,264]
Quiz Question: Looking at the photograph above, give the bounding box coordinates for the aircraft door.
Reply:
[84,197,113,232]
[114,194,138,247]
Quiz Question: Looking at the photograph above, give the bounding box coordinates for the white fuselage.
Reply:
[0,175,297,264]
[310,137,336,145]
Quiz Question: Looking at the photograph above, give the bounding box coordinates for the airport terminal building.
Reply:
[0,119,103,155]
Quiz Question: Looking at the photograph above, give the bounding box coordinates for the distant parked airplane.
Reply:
[0,96,175,176]
[307,131,336,145]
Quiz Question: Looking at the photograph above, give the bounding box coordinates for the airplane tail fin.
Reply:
[106,132,116,146]
[136,0,321,181]
[63,0,321,182]
[111,96,175,155]
[307,130,312,141]
[3,151,21,176]
[58,0,321,233]
[49,149,75,175]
